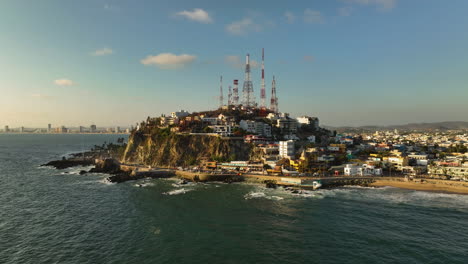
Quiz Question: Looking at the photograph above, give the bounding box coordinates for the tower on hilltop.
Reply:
[270,76,278,113]
[228,85,232,106]
[233,80,239,105]
[260,48,266,108]
[219,76,223,108]
[242,54,255,108]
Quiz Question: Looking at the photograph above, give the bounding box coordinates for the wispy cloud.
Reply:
[175,8,213,23]
[344,0,397,11]
[92,48,113,56]
[54,79,74,86]
[284,11,296,24]
[141,53,197,69]
[225,18,263,35]
[225,55,259,69]
[304,9,325,24]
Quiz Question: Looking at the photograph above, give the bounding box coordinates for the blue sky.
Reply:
[1,0,467,127]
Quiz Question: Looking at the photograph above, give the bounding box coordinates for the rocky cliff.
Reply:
[121,131,252,167]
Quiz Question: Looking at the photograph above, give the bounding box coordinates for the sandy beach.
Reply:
[371,177,468,195]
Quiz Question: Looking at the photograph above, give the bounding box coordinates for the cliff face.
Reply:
[121,131,252,167]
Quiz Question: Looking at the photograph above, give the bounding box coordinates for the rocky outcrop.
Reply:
[89,158,121,174]
[41,158,94,169]
[121,131,252,167]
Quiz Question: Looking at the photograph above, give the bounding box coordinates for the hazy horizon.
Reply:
[1,0,467,127]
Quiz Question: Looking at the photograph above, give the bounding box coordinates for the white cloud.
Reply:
[225,18,263,35]
[141,53,197,69]
[338,6,354,16]
[175,8,213,23]
[345,0,397,11]
[225,55,259,69]
[54,79,74,86]
[304,9,325,24]
[284,11,296,24]
[92,48,113,56]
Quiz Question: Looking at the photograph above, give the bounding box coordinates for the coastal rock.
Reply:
[89,159,121,174]
[41,158,94,169]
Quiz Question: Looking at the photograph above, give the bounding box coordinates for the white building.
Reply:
[344,164,382,176]
[209,125,233,136]
[239,120,272,137]
[171,110,190,119]
[296,116,319,129]
[279,140,295,159]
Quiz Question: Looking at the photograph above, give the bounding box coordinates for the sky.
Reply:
[1,0,467,128]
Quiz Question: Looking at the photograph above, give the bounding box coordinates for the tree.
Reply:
[203,126,214,133]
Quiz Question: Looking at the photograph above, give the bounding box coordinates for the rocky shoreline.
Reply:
[41,155,175,183]
[42,154,468,195]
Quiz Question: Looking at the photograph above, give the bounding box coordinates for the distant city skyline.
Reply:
[1,0,468,127]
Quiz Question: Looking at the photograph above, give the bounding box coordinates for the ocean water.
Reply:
[1,134,467,264]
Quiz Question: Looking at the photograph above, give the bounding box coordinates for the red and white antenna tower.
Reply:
[233,79,239,105]
[228,85,232,106]
[260,48,266,108]
[270,76,278,113]
[219,76,223,108]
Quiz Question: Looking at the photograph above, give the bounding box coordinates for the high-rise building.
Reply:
[79,126,85,133]
[47,124,52,133]
[20,127,25,133]
[4,126,9,133]
[56,126,68,133]
[90,124,97,133]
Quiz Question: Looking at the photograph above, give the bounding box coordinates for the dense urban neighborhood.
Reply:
[132,106,468,181]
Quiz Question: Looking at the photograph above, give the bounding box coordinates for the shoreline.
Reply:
[371,178,468,195]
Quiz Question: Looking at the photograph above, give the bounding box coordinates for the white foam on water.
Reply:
[163,188,191,195]
[97,177,115,186]
[266,196,284,201]
[171,182,195,188]
[134,182,155,188]
[244,192,266,199]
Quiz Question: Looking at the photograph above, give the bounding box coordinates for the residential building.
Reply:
[344,164,382,176]
[296,116,319,129]
[209,125,233,136]
[239,120,272,137]
[171,110,190,119]
[276,118,298,134]
[279,140,295,159]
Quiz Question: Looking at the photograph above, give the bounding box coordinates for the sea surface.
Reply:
[1,134,467,264]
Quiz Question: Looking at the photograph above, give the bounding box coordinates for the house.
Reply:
[209,125,233,136]
[296,116,319,129]
[344,164,382,176]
